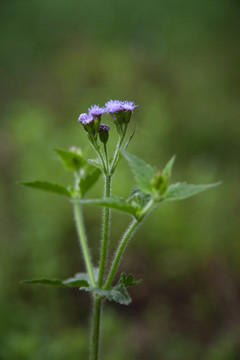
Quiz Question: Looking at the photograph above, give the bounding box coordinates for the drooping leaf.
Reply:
[20,181,71,197]
[122,151,156,193]
[54,148,86,171]
[81,197,140,216]
[78,167,101,197]
[162,155,176,179]
[163,182,221,202]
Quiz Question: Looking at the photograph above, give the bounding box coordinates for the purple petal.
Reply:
[122,101,138,112]
[105,100,124,113]
[88,105,105,117]
[78,113,94,124]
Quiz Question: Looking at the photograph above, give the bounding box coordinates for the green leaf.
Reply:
[128,186,152,208]
[80,272,141,305]
[54,148,86,171]
[22,277,89,288]
[118,272,142,287]
[162,155,176,179]
[81,197,140,216]
[22,279,64,286]
[78,167,101,197]
[164,182,221,202]
[20,181,71,197]
[64,268,99,285]
[81,284,132,305]
[122,151,156,193]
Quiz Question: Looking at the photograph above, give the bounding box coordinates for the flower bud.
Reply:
[151,170,168,194]
[98,124,109,144]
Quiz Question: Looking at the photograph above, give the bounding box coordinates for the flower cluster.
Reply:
[78,100,137,139]
[105,100,137,114]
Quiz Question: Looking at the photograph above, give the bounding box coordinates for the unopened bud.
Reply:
[98,124,110,144]
[151,170,168,194]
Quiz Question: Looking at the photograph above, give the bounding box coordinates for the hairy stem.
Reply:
[104,218,139,289]
[110,125,127,174]
[73,202,96,287]
[98,175,111,287]
[90,296,102,360]
[104,198,156,289]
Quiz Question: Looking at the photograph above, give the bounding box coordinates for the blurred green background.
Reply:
[1,0,240,359]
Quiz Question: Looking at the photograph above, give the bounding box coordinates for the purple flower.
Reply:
[122,101,138,112]
[78,113,94,125]
[105,100,124,114]
[88,105,105,118]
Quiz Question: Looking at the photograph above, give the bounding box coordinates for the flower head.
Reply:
[122,101,138,112]
[88,105,105,118]
[105,100,124,114]
[78,113,94,125]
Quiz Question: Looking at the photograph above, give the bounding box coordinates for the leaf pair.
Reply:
[22,272,141,306]
[122,151,220,202]
[80,151,220,218]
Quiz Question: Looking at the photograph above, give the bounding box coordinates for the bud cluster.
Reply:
[78,100,137,142]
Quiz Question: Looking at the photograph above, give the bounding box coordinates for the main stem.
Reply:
[98,175,111,287]
[90,296,102,360]
[73,202,96,287]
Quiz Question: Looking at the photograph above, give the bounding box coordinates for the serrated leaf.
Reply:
[164,182,221,202]
[54,148,86,171]
[118,272,142,287]
[79,272,141,305]
[22,277,89,288]
[81,284,132,305]
[78,167,101,197]
[122,151,156,193]
[81,197,140,216]
[20,181,71,197]
[162,155,176,179]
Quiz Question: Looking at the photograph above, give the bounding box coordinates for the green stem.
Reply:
[104,143,109,173]
[73,202,96,287]
[89,134,107,172]
[110,126,127,174]
[104,218,139,290]
[90,296,102,360]
[98,175,111,287]
[104,198,156,290]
